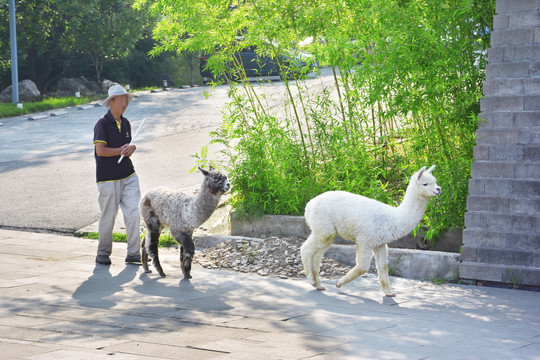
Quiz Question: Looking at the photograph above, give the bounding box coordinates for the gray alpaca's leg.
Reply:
[172,230,195,279]
[373,244,395,297]
[336,242,372,288]
[141,199,165,276]
[147,227,165,277]
[301,233,333,290]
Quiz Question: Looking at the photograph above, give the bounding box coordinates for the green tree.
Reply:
[64,0,147,82]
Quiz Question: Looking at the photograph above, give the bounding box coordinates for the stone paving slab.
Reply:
[0,229,539,359]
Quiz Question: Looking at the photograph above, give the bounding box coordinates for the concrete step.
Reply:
[459,261,540,286]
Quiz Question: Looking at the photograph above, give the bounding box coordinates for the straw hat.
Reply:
[101,84,135,107]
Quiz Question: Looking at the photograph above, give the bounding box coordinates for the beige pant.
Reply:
[97,173,141,257]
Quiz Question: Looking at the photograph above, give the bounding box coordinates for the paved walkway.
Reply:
[0,229,539,360]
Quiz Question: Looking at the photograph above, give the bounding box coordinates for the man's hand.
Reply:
[120,144,136,158]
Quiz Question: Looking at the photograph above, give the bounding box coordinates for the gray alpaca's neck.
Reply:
[189,182,221,228]
[393,184,429,239]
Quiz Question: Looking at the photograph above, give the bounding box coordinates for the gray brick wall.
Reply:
[460,0,540,286]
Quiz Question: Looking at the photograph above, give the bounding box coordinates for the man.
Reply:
[93,84,141,265]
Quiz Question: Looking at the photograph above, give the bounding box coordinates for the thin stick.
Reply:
[118,118,145,164]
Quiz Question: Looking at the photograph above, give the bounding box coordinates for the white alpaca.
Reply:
[300,166,441,296]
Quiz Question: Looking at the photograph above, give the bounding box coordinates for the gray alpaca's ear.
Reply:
[209,165,214,172]
[426,165,436,173]
[417,166,427,181]
[198,167,209,176]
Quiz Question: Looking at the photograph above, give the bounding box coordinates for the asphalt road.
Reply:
[0,86,230,233]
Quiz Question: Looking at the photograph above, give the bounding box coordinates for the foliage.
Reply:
[78,231,177,248]
[0,0,195,93]
[127,0,495,241]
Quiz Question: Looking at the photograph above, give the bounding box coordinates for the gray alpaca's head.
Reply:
[410,165,441,199]
[198,166,231,195]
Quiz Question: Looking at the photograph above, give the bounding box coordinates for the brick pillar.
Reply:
[459,0,540,286]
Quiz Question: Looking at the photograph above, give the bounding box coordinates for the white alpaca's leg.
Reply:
[301,233,333,290]
[336,243,372,288]
[373,244,395,297]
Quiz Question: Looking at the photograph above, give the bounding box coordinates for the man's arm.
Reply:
[95,142,136,158]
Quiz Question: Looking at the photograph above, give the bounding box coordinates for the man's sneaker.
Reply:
[125,255,141,264]
[95,255,111,265]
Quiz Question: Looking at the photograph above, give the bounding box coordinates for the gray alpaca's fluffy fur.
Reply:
[139,166,230,278]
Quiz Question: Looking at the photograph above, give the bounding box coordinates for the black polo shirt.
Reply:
[93,111,135,183]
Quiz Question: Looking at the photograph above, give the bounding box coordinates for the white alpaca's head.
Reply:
[409,165,441,199]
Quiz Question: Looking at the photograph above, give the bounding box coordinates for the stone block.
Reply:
[476,247,533,266]
[510,231,540,250]
[497,78,524,95]
[514,179,540,196]
[509,10,540,29]
[468,178,485,195]
[462,229,507,248]
[482,80,499,95]
[476,128,519,144]
[459,262,503,282]
[464,212,482,229]
[480,96,523,112]
[523,145,540,161]
[486,62,530,79]
[481,212,515,231]
[473,145,490,160]
[487,47,504,63]
[489,145,524,161]
[515,111,540,126]
[509,197,540,214]
[534,252,540,267]
[492,112,515,127]
[484,178,514,195]
[471,162,515,178]
[503,44,539,61]
[492,29,534,46]
[523,78,540,94]
[515,162,540,178]
[478,112,494,127]
[523,95,540,109]
[496,0,540,13]
[519,127,540,143]
[493,14,510,30]
[460,246,477,262]
[466,195,510,212]
[500,266,540,287]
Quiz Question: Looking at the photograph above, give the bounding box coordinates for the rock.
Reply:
[57,77,98,96]
[0,79,41,103]
[101,79,116,94]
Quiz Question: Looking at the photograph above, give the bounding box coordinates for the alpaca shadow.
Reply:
[72,264,139,308]
[134,273,234,312]
[307,286,399,313]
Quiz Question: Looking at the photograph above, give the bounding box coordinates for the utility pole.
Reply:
[9,0,19,104]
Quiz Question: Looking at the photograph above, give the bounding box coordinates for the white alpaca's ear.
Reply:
[426,165,436,173]
[417,166,427,181]
[198,167,209,176]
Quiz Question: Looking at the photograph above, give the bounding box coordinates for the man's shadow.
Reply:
[72,264,139,308]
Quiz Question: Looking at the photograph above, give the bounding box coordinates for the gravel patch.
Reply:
[194,237,352,280]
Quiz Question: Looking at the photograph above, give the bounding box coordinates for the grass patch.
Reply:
[77,231,178,248]
[0,96,104,118]
[0,87,161,119]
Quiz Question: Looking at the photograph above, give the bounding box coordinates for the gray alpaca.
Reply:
[139,166,230,278]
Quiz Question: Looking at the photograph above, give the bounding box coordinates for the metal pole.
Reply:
[9,0,19,104]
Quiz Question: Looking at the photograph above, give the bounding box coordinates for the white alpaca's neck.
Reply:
[392,184,429,240]
[189,183,221,228]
